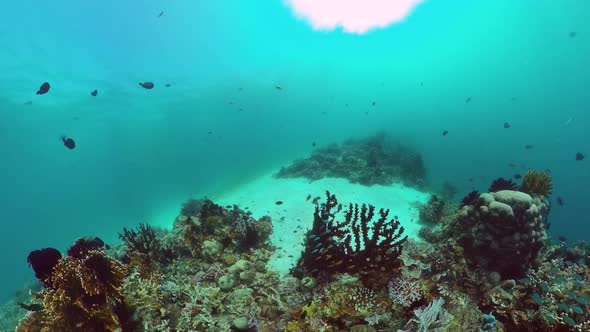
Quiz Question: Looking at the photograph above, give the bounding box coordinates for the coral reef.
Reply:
[449,190,551,279]
[293,191,407,278]
[418,195,445,224]
[119,222,174,265]
[5,184,590,332]
[521,169,553,196]
[18,239,127,332]
[276,132,426,187]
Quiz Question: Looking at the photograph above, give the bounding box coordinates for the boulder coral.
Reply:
[452,190,550,279]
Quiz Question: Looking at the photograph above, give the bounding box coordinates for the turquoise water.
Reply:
[0,0,588,301]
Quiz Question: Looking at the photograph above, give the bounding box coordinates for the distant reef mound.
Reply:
[276,132,426,187]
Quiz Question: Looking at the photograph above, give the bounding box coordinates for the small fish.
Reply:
[510,97,517,102]
[345,103,349,107]
[90,89,98,97]
[503,122,511,129]
[569,31,577,38]
[311,142,316,147]
[305,194,311,201]
[61,136,76,150]
[17,302,43,312]
[36,82,50,95]
[514,173,522,179]
[372,101,376,106]
[420,81,423,87]
[576,152,585,161]
[23,101,32,105]
[558,235,567,242]
[465,97,471,103]
[157,11,164,18]
[442,130,448,136]
[165,83,171,88]
[524,144,534,150]
[556,196,564,206]
[139,82,155,89]
[275,200,283,205]
[274,85,282,90]
[311,196,321,204]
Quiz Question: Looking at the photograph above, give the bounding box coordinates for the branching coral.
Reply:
[521,170,553,196]
[119,222,173,265]
[294,191,407,278]
[388,276,422,308]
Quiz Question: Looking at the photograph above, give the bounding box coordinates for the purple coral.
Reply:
[388,276,421,307]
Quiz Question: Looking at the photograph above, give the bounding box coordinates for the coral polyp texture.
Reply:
[450,190,550,279]
[275,132,426,187]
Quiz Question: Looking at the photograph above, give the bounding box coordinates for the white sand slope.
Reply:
[212,174,430,275]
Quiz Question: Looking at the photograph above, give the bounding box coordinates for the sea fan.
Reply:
[459,190,480,208]
[488,177,517,192]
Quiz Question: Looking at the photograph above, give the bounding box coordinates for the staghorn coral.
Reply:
[521,170,553,196]
[294,191,407,278]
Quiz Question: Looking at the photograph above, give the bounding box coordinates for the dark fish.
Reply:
[558,235,567,242]
[23,101,32,105]
[442,130,448,136]
[17,302,43,312]
[157,11,164,18]
[305,194,311,201]
[275,85,282,90]
[556,196,564,206]
[372,101,376,106]
[36,82,50,95]
[311,196,321,204]
[576,152,585,161]
[139,82,155,89]
[465,97,471,103]
[524,144,534,150]
[90,89,98,97]
[503,122,511,129]
[61,136,76,150]
[165,83,171,87]
[420,81,423,87]
[514,173,522,179]
[312,142,316,147]
[569,31,577,38]
[275,200,283,205]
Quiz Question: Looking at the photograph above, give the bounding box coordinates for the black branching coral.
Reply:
[293,191,407,277]
[119,223,173,265]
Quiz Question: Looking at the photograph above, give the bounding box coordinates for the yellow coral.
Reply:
[522,170,552,196]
